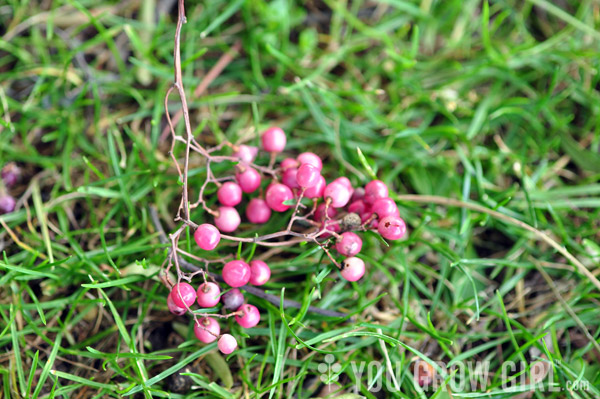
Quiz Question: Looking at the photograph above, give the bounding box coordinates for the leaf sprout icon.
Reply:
[317,354,342,382]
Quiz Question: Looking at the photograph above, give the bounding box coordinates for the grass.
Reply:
[1,0,600,397]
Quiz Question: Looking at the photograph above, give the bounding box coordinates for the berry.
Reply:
[194,317,220,343]
[1,163,20,187]
[218,334,238,354]
[304,175,326,199]
[222,260,251,287]
[361,211,379,229]
[296,164,320,189]
[170,282,197,309]
[333,176,352,190]
[364,180,389,205]
[261,126,286,153]
[214,207,241,233]
[0,195,16,215]
[235,166,261,193]
[340,257,365,282]
[340,212,362,231]
[351,187,365,202]
[280,158,299,170]
[167,295,186,316]
[265,183,294,212]
[217,182,243,207]
[246,198,271,224]
[323,181,351,208]
[315,203,337,221]
[222,288,244,310]
[348,200,368,215]
[335,232,363,257]
[371,198,399,219]
[320,219,341,238]
[378,216,406,240]
[194,224,221,250]
[282,168,300,190]
[297,152,322,171]
[233,144,258,163]
[196,282,221,308]
[235,304,260,328]
[249,260,271,286]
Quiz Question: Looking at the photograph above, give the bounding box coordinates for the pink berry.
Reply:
[348,200,368,215]
[261,126,286,153]
[222,260,251,287]
[170,282,197,309]
[218,334,238,354]
[214,207,241,233]
[361,211,379,229]
[297,152,322,171]
[194,317,220,343]
[351,187,365,202]
[167,295,186,316]
[249,260,271,286]
[323,181,351,208]
[0,195,16,214]
[194,223,221,250]
[320,219,341,238]
[233,144,258,163]
[340,257,365,282]
[235,304,260,328]
[296,164,320,189]
[378,216,406,240]
[282,168,300,190]
[265,183,294,212]
[280,158,299,170]
[217,182,243,207]
[364,180,389,204]
[335,232,363,257]
[222,288,244,310]
[333,176,352,189]
[315,203,337,221]
[371,198,399,219]
[236,166,262,193]
[1,163,20,187]
[246,198,271,224]
[304,175,326,199]
[196,282,221,308]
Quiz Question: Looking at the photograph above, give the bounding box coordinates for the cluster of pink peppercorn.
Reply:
[166,127,407,355]
[0,163,19,215]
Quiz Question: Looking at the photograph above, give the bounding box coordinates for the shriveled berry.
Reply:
[348,200,368,215]
[0,195,16,215]
[167,295,186,316]
[296,164,320,189]
[235,166,262,193]
[194,224,221,250]
[222,288,244,310]
[336,232,363,257]
[196,282,221,308]
[265,183,294,212]
[214,207,241,233]
[323,181,351,208]
[282,168,300,190]
[371,198,399,219]
[217,182,243,207]
[340,257,365,282]
[218,334,238,354]
[222,260,251,287]
[297,152,322,171]
[246,198,271,224]
[304,175,326,199]
[170,282,197,309]
[261,126,286,153]
[364,180,389,204]
[233,144,258,163]
[280,158,299,170]
[315,203,337,222]
[340,212,362,231]
[378,216,406,240]
[194,317,220,343]
[249,260,271,286]
[235,304,260,328]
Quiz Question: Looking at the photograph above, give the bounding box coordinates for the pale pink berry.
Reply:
[304,175,326,199]
[218,334,238,354]
[351,187,365,202]
[340,257,365,282]
[0,195,16,214]
[348,200,368,215]
[170,282,197,309]
[282,168,300,190]
[236,166,261,193]
[235,304,260,328]
[265,183,294,212]
[261,126,286,153]
[194,317,220,343]
[196,282,221,308]
[167,295,186,316]
[333,177,352,189]
[297,152,322,171]
[280,158,299,170]
[364,180,389,204]
[378,216,406,240]
[1,163,20,187]
[315,203,337,221]
[194,223,221,250]
[323,181,351,208]
[296,164,320,189]
[246,198,271,224]
[217,182,243,207]
[222,288,244,310]
[222,260,251,287]
[233,144,258,163]
[371,198,399,219]
[214,207,241,233]
[335,232,363,257]
[249,260,271,286]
